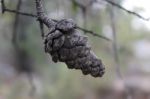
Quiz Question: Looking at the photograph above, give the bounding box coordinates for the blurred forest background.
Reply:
[0,0,150,99]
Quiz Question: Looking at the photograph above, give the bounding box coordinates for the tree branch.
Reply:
[70,0,150,21]
[69,0,110,40]
[102,0,150,21]
[1,0,36,17]
[35,0,55,28]
[4,8,37,17]
[35,0,111,41]
[1,0,111,41]
[77,26,111,41]
[34,0,45,38]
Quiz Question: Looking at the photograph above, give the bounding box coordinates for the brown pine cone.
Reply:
[44,19,105,77]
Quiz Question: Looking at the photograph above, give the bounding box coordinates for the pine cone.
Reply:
[44,19,105,77]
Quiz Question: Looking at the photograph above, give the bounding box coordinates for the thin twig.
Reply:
[35,0,111,41]
[36,0,46,38]
[71,0,150,21]
[1,0,111,41]
[1,0,36,17]
[77,26,111,41]
[2,8,57,21]
[102,0,150,21]
[71,0,110,40]
[4,8,37,17]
